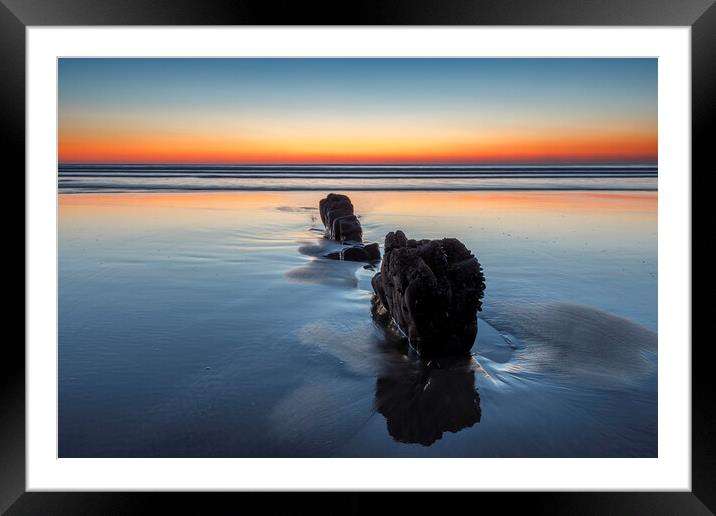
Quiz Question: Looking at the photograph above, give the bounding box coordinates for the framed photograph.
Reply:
[7,0,710,513]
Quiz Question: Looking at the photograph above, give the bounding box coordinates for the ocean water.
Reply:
[58,170,657,457]
[58,164,657,192]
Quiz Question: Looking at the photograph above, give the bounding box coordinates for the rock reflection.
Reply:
[374,351,481,446]
[285,257,362,288]
[285,238,364,288]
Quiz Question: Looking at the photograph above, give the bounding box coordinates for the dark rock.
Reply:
[324,242,381,263]
[325,208,353,233]
[319,193,363,242]
[319,193,353,227]
[331,214,362,242]
[325,246,368,262]
[340,246,370,262]
[371,230,486,356]
[363,242,381,261]
[318,193,380,261]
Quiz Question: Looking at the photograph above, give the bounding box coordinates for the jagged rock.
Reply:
[371,230,486,356]
[319,193,362,242]
[318,193,379,261]
[319,193,353,226]
[332,215,363,242]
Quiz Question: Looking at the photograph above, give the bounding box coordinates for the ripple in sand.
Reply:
[483,301,657,386]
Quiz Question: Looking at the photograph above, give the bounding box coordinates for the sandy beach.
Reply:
[59,189,657,457]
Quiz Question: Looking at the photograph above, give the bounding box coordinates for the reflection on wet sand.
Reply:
[285,257,362,288]
[374,351,481,446]
[293,315,484,447]
[285,237,370,288]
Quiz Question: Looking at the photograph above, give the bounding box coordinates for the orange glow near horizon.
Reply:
[58,129,657,165]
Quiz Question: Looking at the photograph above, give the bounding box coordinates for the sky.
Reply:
[58,58,657,165]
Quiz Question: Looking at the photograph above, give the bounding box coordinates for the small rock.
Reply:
[318,193,380,262]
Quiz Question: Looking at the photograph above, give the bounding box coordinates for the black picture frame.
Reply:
[4,0,711,513]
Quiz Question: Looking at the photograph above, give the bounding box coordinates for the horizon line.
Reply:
[58,162,658,167]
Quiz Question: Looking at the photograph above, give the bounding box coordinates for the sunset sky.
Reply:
[58,58,657,165]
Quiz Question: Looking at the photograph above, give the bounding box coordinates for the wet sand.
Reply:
[59,190,657,457]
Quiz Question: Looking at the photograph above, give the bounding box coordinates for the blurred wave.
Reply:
[58,164,657,193]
